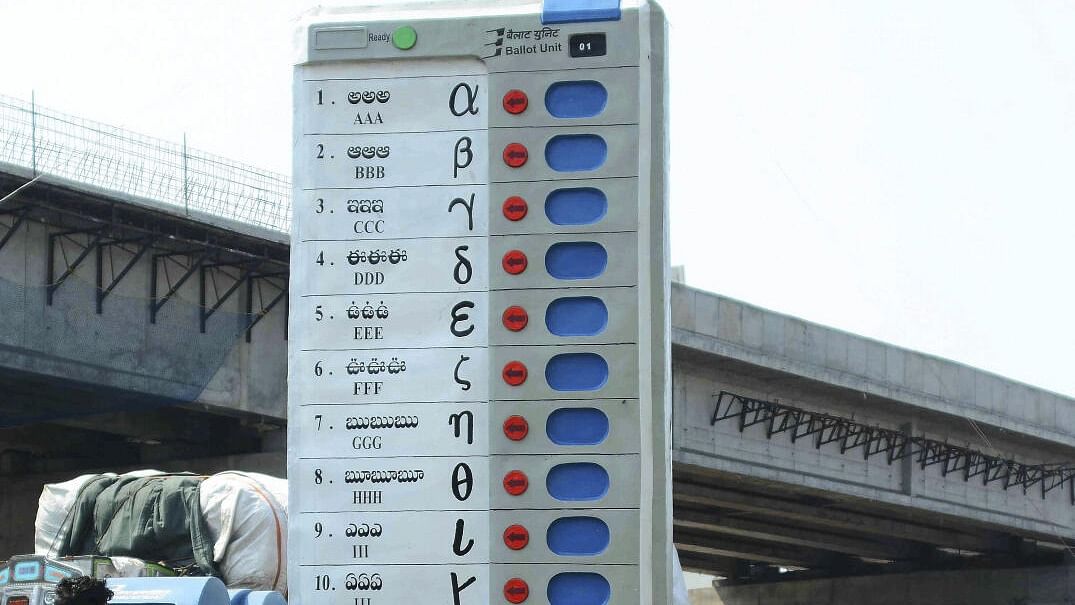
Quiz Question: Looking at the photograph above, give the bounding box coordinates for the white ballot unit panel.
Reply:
[289,1,670,603]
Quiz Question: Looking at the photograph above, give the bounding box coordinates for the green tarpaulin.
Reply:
[58,474,217,576]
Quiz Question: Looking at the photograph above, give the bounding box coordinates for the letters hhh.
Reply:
[352,490,382,504]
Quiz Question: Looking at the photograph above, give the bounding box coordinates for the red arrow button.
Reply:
[503,578,529,603]
[502,195,528,221]
[503,143,528,168]
[502,361,528,386]
[502,250,528,275]
[503,415,529,441]
[502,305,529,331]
[503,524,530,550]
[503,470,529,496]
[503,89,529,115]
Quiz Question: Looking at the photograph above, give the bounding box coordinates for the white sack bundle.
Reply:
[199,472,288,595]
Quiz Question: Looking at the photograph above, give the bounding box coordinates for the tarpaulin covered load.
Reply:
[55,474,217,577]
[35,471,164,557]
[36,471,288,595]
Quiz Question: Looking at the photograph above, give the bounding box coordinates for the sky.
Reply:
[1,0,1074,398]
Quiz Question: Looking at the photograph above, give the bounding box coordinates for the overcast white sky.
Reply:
[2,0,1074,398]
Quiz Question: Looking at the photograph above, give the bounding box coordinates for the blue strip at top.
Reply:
[542,0,621,24]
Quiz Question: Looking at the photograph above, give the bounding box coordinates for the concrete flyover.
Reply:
[672,283,1075,603]
[0,162,290,556]
[0,163,289,424]
[0,95,288,558]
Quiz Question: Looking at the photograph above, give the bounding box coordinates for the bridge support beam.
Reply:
[702,565,1075,605]
[46,228,102,305]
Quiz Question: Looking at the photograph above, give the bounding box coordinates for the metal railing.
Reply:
[711,390,1075,502]
[0,94,290,233]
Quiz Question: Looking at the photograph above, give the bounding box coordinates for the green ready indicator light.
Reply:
[392,25,417,50]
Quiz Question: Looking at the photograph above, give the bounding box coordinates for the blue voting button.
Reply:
[545,134,607,172]
[548,573,612,605]
[547,462,610,501]
[546,296,608,336]
[547,408,610,445]
[545,81,608,118]
[546,516,610,555]
[545,187,607,225]
[542,0,621,24]
[546,352,608,391]
[545,241,607,280]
